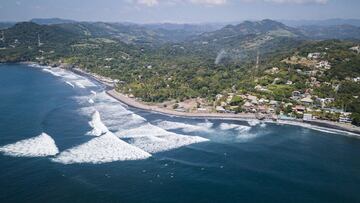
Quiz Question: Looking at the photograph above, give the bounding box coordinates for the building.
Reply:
[293,105,306,114]
[216,106,226,113]
[301,97,314,105]
[303,113,313,121]
[307,52,321,60]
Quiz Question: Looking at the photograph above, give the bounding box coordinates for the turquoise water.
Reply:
[0,63,360,203]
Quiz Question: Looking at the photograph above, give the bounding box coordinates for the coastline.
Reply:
[106,89,360,136]
[17,62,360,136]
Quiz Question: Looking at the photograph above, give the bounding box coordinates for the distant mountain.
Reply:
[30,18,77,25]
[299,24,360,40]
[281,19,360,27]
[0,22,83,49]
[143,23,224,33]
[0,22,16,30]
[186,19,304,64]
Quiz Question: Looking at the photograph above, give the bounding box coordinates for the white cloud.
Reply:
[243,0,328,4]
[134,0,227,7]
[137,0,159,6]
[189,0,227,5]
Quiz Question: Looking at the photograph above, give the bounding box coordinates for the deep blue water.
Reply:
[0,63,360,203]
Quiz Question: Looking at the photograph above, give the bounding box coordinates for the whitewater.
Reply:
[0,65,210,164]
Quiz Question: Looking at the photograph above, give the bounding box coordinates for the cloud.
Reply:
[189,0,227,5]
[136,0,159,6]
[134,0,227,7]
[243,0,328,4]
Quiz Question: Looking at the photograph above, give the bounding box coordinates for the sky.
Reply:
[0,0,359,23]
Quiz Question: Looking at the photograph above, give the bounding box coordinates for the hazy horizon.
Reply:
[0,0,360,24]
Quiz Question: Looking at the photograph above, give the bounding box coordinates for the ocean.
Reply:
[0,63,360,203]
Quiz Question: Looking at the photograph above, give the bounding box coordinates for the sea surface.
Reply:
[0,63,360,203]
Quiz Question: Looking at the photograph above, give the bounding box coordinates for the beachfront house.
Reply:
[301,97,314,105]
[216,106,226,113]
[303,113,313,121]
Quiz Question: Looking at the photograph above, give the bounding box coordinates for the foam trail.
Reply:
[66,81,75,88]
[219,123,251,132]
[86,111,109,136]
[156,121,214,133]
[52,133,151,164]
[75,82,86,88]
[0,133,59,157]
[118,123,209,153]
[42,68,61,77]
[129,133,208,154]
[248,119,260,126]
[40,67,97,88]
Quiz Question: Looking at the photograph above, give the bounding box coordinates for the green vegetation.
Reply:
[1,20,360,125]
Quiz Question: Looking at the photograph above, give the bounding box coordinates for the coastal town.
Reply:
[22,43,359,132]
[130,47,358,126]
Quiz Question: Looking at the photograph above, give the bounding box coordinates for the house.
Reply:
[197,108,208,113]
[242,102,256,113]
[307,52,321,60]
[303,113,313,121]
[339,113,352,123]
[255,85,269,92]
[269,100,279,107]
[350,45,360,53]
[301,97,314,105]
[316,60,331,69]
[353,77,360,82]
[216,106,226,113]
[257,105,267,114]
[293,105,306,114]
[265,67,279,74]
[292,91,301,97]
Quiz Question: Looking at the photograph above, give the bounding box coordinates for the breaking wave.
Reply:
[52,133,151,164]
[0,133,59,157]
[156,121,214,133]
[219,123,251,133]
[66,81,75,88]
[86,111,109,136]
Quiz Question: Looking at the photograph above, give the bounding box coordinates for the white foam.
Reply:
[42,68,61,77]
[86,111,109,136]
[219,123,251,132]
[88,99,94,104]
[78,92,209,155]
[52,133,151,164]
[65,81,75,88]
[116,122,208,153]
[156,121,213,133]
[129,132,208,153]
[0,133,59,157]
[41,67,97,89]
[248,119,261,126]
[260,123,267,128]
[277,120,358,136]
[75,81,86,88]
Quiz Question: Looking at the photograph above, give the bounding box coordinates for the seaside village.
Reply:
[167,47,360,124]
[25,39,358,124]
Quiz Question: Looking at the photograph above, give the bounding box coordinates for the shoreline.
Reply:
[106,89,360,136]
[16,62,360,136]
